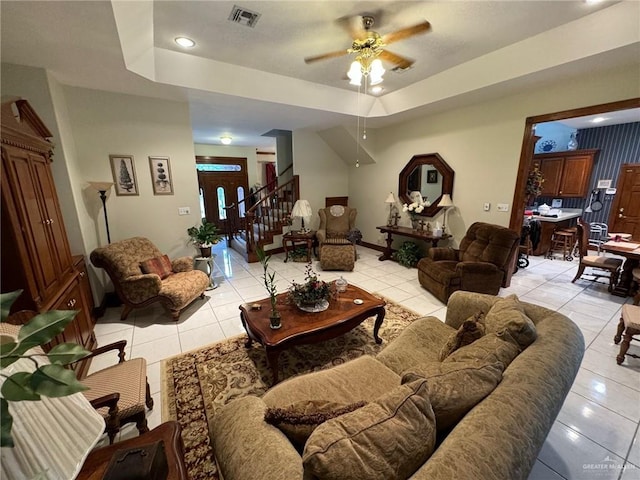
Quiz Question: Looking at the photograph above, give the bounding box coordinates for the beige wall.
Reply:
[347,64,640,251]
[62,87,200,296]
[292,128,350,231]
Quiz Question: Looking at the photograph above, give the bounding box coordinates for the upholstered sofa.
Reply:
[211,291,584,480]
[90,237,209,320]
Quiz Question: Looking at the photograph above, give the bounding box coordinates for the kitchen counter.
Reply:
[524,208,583,256]
[525,208,583,223]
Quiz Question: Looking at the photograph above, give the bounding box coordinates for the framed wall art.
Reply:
[109,154,139,196]
[149,156,173,195]
[427,170,438,184]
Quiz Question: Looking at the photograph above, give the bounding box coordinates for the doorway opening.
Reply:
[196,156,249,236]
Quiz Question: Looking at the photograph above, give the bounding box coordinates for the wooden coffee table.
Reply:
[239,284,386,384]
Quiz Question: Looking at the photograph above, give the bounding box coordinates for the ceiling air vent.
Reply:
[228,5,261,28]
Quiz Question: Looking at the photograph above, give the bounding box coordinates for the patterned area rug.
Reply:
[161,300,420,480]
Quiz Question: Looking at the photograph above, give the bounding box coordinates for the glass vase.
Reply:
[269,309,281,329]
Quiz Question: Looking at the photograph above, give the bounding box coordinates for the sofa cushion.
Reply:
[439,312,486,361]
[302,378,436,480]
[140,254,173,279]
[443,331,521,368]
[376,317,455,374]
[401,360,504,432]
[264,400,366,451]
[483,294,537,349]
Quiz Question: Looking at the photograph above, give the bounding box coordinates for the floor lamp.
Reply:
[88,181,114,243]
[438,194,454,234]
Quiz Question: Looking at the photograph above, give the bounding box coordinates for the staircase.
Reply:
[227,175,300,262]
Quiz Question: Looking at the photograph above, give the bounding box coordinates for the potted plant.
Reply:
[256,247,281,329]
[187,218,222,257]
[288,262,335,312]
[0,290,90,447]
[392,241,423,268]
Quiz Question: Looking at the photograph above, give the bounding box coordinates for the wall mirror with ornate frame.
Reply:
[398,153,454,217]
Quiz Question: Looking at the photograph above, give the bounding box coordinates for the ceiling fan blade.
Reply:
[382,21,431,45]
[379,50,414,70]
[304,50,349,64]
[338,14,366,40]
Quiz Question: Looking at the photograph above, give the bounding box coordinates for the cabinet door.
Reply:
[2,146,62,301]
[31,155,73,277]
[539,157,563,196]
[559,155,593,197]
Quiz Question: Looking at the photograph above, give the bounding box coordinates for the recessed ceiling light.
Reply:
[220,136,232,145]
[175,37,195,48]
[591,117,607,123]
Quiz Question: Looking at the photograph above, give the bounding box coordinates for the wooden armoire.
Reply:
[1,99,95,377]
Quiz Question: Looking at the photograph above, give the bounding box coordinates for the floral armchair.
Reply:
[317,206,359,271]
[90,237,209,321]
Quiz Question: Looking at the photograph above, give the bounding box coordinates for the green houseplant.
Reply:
[0,290,90,447]
[257,247,281,329]
[187,218,222,257]
[392,241,423,268]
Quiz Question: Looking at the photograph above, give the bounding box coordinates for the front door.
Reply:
[609,164,640,240]
[196,157,248,235]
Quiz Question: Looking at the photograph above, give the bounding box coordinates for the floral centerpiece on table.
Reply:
[402,201,424,221]
[288,263,335,309]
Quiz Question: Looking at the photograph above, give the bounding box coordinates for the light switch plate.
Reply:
[178,207,191,215]
[497,203,509,212]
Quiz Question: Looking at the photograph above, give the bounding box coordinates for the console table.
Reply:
[377,225,451,261]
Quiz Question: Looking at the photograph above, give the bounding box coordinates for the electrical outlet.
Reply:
[178,207,191,215]
[497,203,509,212]
[483,202,491,211]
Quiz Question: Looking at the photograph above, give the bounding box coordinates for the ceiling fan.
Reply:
[304,15,431,71]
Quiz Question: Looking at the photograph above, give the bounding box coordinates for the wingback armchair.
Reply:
[90,237,209,321]
[417,222,520,303]
[317,205,358,271]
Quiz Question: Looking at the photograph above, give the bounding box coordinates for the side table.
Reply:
[195,255,217,290]
[76,421,188,480]
[376,225,451,261]
[283,230,317,262]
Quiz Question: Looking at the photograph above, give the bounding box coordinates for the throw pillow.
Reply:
[439,312,486,361]
[302,379,436,480]
[443,331,521,368]
[264,400,366,450]
[139,255,173,279]
[484,294,537,349]
[402,360,504,432]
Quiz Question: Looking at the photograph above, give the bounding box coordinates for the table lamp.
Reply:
[88,181,114,244]
[438,194,454,234]
[291,199,313,233]
[385,192,396,227]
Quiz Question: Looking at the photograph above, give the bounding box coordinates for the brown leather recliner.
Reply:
[417,222,520,303]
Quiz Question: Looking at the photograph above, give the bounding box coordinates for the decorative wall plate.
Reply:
[539,139,556,152]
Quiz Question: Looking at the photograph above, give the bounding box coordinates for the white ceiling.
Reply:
[1,1,639,148]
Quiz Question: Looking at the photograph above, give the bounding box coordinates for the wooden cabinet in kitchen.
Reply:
[535,149,598,197]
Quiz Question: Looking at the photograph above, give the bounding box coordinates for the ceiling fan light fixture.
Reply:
[174,37,195,48]
[220,136,232,145]
[347,61,363,86]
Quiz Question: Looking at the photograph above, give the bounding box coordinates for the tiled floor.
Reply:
[90,243,640,479]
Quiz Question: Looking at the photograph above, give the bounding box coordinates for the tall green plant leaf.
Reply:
[17,310,77,348]
[1,372,41,401]
[29,364,88,397]
[46,343,90,365]
[1,399,14,447]
[0,290,23,321]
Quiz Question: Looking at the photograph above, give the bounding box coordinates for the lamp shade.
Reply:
[385,192,395,204]
[88,181,114,192]
[438,194,454,208]
[291,199,312,218]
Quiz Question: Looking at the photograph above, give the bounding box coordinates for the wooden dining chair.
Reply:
[614,304,640,365]
[571,219,623,292]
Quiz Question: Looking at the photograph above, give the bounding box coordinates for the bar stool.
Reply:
[614,304,640,364]
[546,227,576,261]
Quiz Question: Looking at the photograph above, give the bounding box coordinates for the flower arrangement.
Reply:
[526,167,545,198]
[402,201,425,221]
[288,263,335,307]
